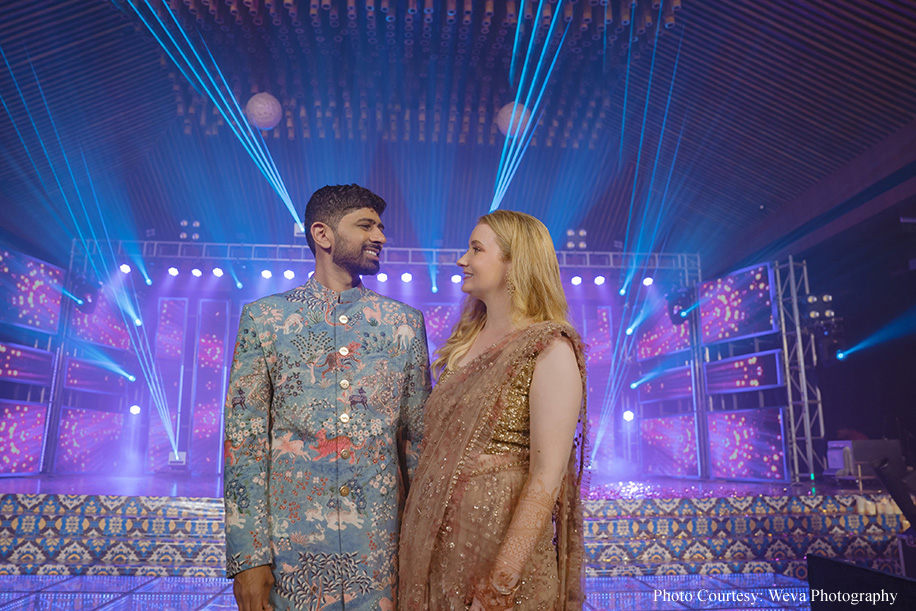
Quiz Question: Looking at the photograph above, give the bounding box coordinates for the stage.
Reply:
[0,474,907,611]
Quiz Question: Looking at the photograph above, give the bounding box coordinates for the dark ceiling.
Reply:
[1,0,915,273]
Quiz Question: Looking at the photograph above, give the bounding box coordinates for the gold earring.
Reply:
[506,273,516,296]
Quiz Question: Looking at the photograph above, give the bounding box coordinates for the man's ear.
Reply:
[311,222,333,251]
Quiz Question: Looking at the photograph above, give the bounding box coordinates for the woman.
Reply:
[399,210,587,611]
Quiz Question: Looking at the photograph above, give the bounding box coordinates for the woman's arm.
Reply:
[473,336,583,610]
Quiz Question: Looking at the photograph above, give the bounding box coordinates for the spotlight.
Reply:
[822,294,833,303]
[145,278,152,286]
[808,310,821,320]
[261,270,272,279]
[824,309,835,318]
[619,287,627,296]
[129,404,141,415]
[571,276,582,286]
[836,350,846,361]
[451,274,462,284]
[191,268,202,277]
[629,382,638,390]
[577,241,587,249]
[127,374,136,382]
[432,286,439,293]
[626,327,635,336]
[168,266,179,276]
[593,275,606,286]
[377,273,388,282]
[236,281,243,289]
[806,295,819,304]
[566,241,576,249]
[284,270,295,280]
[134,318,142,327]
[119,264,131,274]
[212,267,224,277]
[642,277,654,287]
[401,272,413,283]
[623,409,635,422]
[666,286,696,326]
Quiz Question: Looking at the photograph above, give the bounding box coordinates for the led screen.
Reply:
[637,366,693,403]
[707,408,788,481]
[0,249,64,334]
[699,263,777,345]
[64,357,128,394]
[69,288,131,351]
[704,349,783,395]
[0,400,47,474]
[636,298,690,361]
[55,406,124,472]
[0,342,54,386]
[190,300,228,474]
[639,413,699,477]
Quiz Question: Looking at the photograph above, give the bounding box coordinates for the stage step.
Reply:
[582,492,905,579]
[0,494,225,577]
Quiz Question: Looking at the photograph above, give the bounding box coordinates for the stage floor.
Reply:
[0,574,811,611]
[0,472,878,499]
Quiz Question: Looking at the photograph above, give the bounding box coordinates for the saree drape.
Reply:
[399,321,587,610]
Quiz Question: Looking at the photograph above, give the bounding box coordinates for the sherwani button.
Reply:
[340,485,350,496]
[339,314,349,324]
[340,413,351,423]
[339,346,350,356]
[340,449,351,460]
[339,379,350,389]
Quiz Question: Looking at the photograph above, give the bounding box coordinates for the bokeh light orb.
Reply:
[245,92,283,130]
[496,102,532,137]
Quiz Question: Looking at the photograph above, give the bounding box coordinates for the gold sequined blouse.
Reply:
[484,355,537,454]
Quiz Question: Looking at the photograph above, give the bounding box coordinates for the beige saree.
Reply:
[399,321,587,610]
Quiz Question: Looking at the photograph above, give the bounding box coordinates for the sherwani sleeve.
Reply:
[400,309,431,485]
[223,304,274,578]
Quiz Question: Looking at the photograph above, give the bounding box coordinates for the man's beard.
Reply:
[332,234,381,276]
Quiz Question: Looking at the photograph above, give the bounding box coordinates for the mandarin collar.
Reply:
[303,276,369,304]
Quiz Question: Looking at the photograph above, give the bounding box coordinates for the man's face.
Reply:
[330,208,387,276]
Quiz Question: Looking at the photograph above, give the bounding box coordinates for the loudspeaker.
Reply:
[824,439,903,483]
[807,555,916,609]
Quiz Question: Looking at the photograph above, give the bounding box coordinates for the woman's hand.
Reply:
[466,577,515,611]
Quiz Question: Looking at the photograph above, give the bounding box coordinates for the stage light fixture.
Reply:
[836,350,846,361]
[623,409,635,421]
[666,286,696,325]
[134,318,142,327]
[401,272,413,283]
[824,309,835,318]
[822,294,833,303]
[619,287,627,296]
[571,275,582,286]
[129,404,141,415]
[236,281,243,289]
[127,374,136,382]
[629,382,638,389]
[451,274,462,284]
[377,273,388,282]
[212,267,224,277]
[642,277,654,287]
[261,270,272,279]
[626,327,635,336]
[284,270,295,280]
[145,278,152,286]
[594,275,606,286]
[119,264,131,274]
[168,267,179,276]
[191,268,202,277]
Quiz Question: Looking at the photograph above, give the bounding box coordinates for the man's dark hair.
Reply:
[303,184,387,254]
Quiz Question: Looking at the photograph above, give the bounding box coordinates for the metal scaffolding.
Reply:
[773,255,826,482]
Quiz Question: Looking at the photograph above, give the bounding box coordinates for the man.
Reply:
[224,184,431,611]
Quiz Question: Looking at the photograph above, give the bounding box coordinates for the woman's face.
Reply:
[456,223,510,299]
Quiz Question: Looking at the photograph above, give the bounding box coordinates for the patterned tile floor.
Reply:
[0,574,811,611]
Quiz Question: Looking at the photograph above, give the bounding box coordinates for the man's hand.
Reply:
[233,565,274,611]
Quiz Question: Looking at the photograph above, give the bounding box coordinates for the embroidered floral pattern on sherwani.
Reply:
[399,321,587,611]
[224,277,431,611]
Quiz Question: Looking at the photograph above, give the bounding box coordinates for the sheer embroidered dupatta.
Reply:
[399,321,587,610]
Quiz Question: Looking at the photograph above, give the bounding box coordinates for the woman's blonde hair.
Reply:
[433,210,571,376]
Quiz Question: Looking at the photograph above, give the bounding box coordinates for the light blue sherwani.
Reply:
[224,277,430,611]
